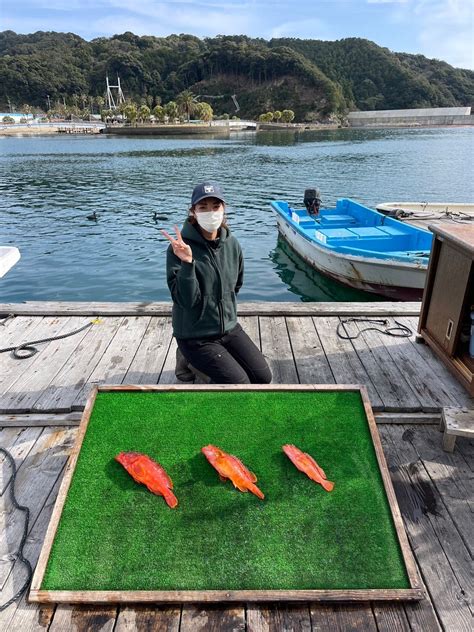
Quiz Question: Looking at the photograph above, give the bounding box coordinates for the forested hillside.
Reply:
[1,31,472,121]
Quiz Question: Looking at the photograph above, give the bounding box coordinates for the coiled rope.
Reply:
[0,318,101,359]
[0,448,33,611]
[337,317,412,340]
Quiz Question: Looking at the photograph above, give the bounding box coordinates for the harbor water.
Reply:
[1,126,473,302]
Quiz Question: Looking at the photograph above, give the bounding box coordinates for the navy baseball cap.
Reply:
[191,182,226,206]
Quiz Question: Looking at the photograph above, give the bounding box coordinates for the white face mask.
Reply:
[195,210,224,232]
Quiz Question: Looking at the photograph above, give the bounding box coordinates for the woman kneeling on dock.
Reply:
[162,182,272,384]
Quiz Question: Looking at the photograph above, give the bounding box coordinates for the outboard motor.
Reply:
[304,188,322,216]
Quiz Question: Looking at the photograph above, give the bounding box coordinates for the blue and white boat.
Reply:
[270,198,433,300]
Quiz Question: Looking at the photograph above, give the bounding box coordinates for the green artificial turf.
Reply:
[41,390,410,591]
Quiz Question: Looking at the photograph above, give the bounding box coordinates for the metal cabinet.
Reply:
[419,224,474,395]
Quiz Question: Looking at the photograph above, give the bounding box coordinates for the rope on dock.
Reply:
[0,319,101,359]
[0,448,33,611]
[337,318,412,340]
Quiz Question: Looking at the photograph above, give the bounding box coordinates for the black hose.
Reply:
[337,317,412,340]
[0,448,33,611]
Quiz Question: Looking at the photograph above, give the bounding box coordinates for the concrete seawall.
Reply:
[349,114,474,128]
[103,124,230,136]
[347,107,473,128]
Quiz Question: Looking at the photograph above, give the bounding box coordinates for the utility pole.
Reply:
[46,94,51,111]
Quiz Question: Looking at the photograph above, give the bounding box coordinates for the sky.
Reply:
[1,0,473,69]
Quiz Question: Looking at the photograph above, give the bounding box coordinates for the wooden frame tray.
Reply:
[29,384,423,603]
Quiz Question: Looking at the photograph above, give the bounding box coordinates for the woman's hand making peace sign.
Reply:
[161,225,193,264]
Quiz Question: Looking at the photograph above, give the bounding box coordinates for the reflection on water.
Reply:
[270,235,383,302]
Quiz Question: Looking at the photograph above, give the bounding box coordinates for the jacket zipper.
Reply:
[207,247,225,335]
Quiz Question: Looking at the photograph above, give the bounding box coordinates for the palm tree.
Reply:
[164,101,178,123]
[176,90,196,122]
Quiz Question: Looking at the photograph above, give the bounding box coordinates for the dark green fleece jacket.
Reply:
[166,219,244,339]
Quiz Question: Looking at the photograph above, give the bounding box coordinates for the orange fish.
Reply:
[115,452,178,508]
[201,445,265,499]
[282,444,334,492]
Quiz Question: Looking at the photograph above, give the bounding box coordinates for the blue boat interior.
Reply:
[270,198,433,263]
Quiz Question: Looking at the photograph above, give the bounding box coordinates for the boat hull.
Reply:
[276,217,426,300]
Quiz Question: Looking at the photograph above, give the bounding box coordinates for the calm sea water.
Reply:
[1,127,473,302]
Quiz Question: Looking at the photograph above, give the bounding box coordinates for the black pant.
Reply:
[176,323,272,384]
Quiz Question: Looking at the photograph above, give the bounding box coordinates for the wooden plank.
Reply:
[375,413,440,424]
[0,472,67,630]
[286,317,335,384]
[403,566,443,632]
[402,425,473,557]
[0,413,82,427]
[32,317,124,413]
[115,606,180,631]
[239,316,260,348]
[158,337,180,385]
[442,407,474,438]
[30,390,98,596]
[123,317,172,384]
[247,603,311,631]
[372,603,411,632]
[347,319,422,412]
[310,603,377,631]
[0,427,77,589]
[259,316,299,383]
[373,318,460,411]
[0,317,94,414]
[0,427,43,494]
[180,604,245,631]
[403,316,473,408]
[0,301,422,317]
[379,425,473,630]
[313,316,384,410]
[359,389,422,594]
[0,315,44,347]
[0,317,70,399]
[70,316,151,409]
[48,605,117,631]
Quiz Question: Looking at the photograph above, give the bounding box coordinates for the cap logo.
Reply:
[204,185,215,193]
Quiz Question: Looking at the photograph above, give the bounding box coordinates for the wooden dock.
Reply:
[0,302,472,631]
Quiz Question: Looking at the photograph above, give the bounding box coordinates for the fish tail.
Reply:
[248,483,265,500]
[320,479,334,492]
[163,490,178,508]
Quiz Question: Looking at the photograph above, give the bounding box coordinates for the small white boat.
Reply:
[0,246,20,277]
[376,202,474,221]
[270,198,432,300]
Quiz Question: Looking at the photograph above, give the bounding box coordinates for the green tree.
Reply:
[176,90,196,121]
[281,109,295,122]
[123,103,138,125]
[138,104,151,122]
[195,101,213,121]
[96,95,105,114]
[152,104,165,122]
[164,101,178,122]
[273,110,282,122]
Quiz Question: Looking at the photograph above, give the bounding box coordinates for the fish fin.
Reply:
[233,480,249,493]
[227,454,257,482]
[219,474,227,482]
